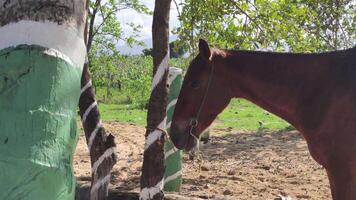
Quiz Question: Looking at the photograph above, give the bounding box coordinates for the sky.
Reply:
[116,0,182,54]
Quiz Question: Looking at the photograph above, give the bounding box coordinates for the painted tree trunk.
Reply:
[78,1,117,199]
[164,67,183,192]
[140,0,172,200]
[0,0,86,199]
[79,62,117,200]
[79,0,116,200]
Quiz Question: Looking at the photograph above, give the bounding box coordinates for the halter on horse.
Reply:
[170,39,356,200]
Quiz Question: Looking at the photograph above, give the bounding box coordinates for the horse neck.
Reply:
[221,50,330,129]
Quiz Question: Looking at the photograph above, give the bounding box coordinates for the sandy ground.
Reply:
[74,122,331,200]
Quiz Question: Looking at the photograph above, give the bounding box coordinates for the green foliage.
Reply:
[142,48,153,56]
[88,0,151,55]
[90,55,193,107]
[174,0,355,53]
[169,57,192,71]
[90,55,153,108]
[169,41,188,58]
[86,0,355,134]
[87,0,154,109]
[141,41,188,58]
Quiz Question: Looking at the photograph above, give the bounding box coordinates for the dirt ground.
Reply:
[74,122,331,200]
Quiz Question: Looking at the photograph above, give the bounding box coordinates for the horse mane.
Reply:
[212,46,354,58]
[211,48,228,58]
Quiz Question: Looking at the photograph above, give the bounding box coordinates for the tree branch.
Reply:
[87,0,102,52]
[228,0,264,34]
[91,6,120,39]
[173,0,182,20]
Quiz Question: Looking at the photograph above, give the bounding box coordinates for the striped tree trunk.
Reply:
[78,1,117,199]
[79,62,117,200]
[164,67,183,192]
[140,0,172,200]
[0,1,86,199]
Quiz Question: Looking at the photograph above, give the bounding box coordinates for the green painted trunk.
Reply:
[164,67,183,192]
[0,45,82,200]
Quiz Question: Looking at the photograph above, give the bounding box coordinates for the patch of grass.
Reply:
[95,87,133,105]
[216,99,290,131]
[91,99,290,132]
[98,103,147,125]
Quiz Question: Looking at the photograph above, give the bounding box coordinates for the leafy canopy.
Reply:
[174,0,355,53]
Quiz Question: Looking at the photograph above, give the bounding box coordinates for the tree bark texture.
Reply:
[79,62,117,200]
[0,1,116,200]
[0,0,87,199]
[0,0,86,29]
[78,1,117,200]
[140,1,172,200]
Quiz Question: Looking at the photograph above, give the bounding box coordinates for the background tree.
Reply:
[140,0,172,199]
[169,41,188,58]
[78,1,150,199]
[142,41,187,58]
[174,0,355,53]
[88,0,150,54]
[142,48,154,56]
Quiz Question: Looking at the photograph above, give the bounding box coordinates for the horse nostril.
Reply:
[169,127,186,150]
[169,131,179,145]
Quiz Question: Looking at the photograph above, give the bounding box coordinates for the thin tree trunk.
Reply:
[140,1,172,200]
[79,62,117,200]
[78,1,117,199]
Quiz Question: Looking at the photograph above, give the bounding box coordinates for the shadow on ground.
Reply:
[75,183,138,200]
[74,122,330,200]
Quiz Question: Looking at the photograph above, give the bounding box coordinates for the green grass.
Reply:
[95,87,133,104]
[216,99,290,131]
[95,99,291,132]
[98,103,147,125]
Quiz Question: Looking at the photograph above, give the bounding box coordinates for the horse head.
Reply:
[170,39,232,151]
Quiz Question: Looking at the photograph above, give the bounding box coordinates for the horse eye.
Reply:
[190,81,199,89]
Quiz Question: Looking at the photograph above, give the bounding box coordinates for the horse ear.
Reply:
[199,39,211,61]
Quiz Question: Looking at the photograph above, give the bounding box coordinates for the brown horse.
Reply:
[170,39,356,200]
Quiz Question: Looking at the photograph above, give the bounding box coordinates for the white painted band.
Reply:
[166,121,172,130]
[0,20,87,68]
[164,170,182,184]
[82,101,97,123]
[144,117,167,151]
[81,80,92,95]
[92,147,115,174]
[90,174,111,194]
[88,121,103,150]
[167,67,182,85]
[140,178,164,200]
[164,147,178,160]
[144,130,162,151]
[151,53,169,90]
[85,55,89,64]
[43,48,74,66]
[166,99,177,112]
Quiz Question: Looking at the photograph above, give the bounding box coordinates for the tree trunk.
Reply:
[79,62,117,200]
[78,1,117,199]
[0,1,86,199]
[140,1,172,200]
[0,0,86,29]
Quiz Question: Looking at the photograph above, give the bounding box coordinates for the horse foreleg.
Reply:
[325,156,356,200]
